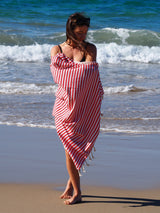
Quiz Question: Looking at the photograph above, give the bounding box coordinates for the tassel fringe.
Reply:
[78,146,96,176]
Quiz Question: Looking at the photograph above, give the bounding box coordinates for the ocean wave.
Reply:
[0,31,35,46]
[89,28,160,47]
[0,121,56,129]
[0,81,151,95]
[0,42,160,64]
[2,27,159,47]
[100,127,160,134]
[0,82,155,95]
[97,43,160,64]
[0,81,57,95]
[101,117,160,121]
[103,84,148,95]
[0,44,51,62]
[1,121,160,134]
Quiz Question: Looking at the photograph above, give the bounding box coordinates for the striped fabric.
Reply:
[50,53,104,170]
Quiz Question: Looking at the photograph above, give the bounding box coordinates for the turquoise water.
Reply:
[0,0,160,134]
[0,0,160,31]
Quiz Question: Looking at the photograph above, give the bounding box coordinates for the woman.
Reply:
[50,13,103,205]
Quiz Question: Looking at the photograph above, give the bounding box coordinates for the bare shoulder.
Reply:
[50,45,61,57]
[86,42,97,62]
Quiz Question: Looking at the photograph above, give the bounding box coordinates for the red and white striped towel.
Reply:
[50,53,104,170]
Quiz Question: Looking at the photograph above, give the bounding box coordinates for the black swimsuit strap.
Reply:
[58,45,62,53]
[81,54,86,62]
[81,42,88,62]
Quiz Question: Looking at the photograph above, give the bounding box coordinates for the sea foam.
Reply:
[0,44,51,62]
[0,81,57,95]
[0,42,160,64]
[0,82,151,95]
[103,84,147,95]
[97,43,160,64]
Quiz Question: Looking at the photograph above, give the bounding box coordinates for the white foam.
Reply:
[100,127,160,134]
[0,121,56,129]
[102,27,134,44]
[104,84,133,94]
[0,82,151,95]
[97,43,160,64]
[0,42,160,64]
[0,43,52,62]
[141,117,160,121]
[101,117,160,121]
[1,121,159,134]
[103,84,146,94]
[0,81,57,95]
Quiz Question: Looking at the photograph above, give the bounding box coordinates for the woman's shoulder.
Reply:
[50,44,62,57]
[85,42,97,62]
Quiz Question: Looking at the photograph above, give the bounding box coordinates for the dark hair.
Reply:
[66,13,90,50]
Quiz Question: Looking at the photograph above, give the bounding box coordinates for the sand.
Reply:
[0,183,160,213]
[0,124,160,212]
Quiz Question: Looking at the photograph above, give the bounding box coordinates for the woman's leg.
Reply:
[64,150,81,205]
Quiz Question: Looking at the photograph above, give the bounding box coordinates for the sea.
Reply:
[0,0,160,134]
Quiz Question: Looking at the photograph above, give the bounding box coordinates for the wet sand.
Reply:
[0,125,160,212]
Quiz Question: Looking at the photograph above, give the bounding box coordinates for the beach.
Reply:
[1,183,160,213]
[0,125,160,212]
[0,0,160,211]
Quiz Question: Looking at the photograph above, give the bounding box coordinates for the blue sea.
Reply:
[0,0,160,134]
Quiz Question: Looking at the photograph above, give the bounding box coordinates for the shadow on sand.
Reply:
[81,195,160,207]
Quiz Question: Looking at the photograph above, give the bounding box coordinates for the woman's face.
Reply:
[73,25,88,42]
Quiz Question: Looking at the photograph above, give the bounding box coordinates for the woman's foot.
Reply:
[64,193,82,205]
[60,179,73,199]
[60,187,73,199]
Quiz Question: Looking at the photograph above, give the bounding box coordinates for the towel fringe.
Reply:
[78,146,96,176]
[82,165,86,173]
[78,170,82,176]
[85,160,90,166]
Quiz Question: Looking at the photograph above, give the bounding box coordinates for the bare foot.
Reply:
[64,194,82,205]
[60,187,73,199]
[60,180,73,199]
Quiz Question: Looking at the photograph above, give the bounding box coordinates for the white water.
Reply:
[0,82,57,95]
[1,27,160,135]
[97,43,160,64]
[0,42,160,64]
[0,82,155,95]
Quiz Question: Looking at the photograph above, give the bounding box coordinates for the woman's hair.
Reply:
[66,12,90,51]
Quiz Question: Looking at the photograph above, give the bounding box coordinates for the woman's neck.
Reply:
[66,39,85,49]
[66,40,76,48]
